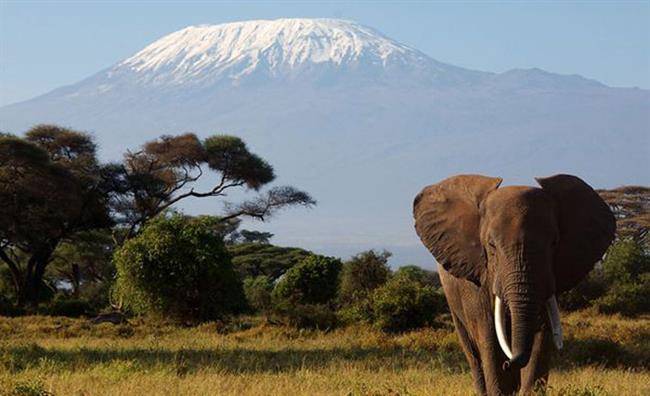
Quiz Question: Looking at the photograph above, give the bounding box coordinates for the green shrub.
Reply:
[271,254,341,328]
[594,239,650,316]
[372,276,445,333]
[602,239,650,283]
[595,273,650,316]
[113,214,246,322]
[272,255,342,305]
[243,275,274,312]
[559,239,650,316]
[337,298,375,324]
[338,250,391,306]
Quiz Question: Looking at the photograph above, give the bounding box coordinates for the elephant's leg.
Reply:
[520,327,553,394]
[476,323,519,395]
[451,312,487,395]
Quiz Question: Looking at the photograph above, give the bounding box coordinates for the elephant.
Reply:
[413,174,615,395]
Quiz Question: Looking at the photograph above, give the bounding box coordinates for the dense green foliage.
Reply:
[243,275,274,313]
[271,255,342,328]
[338,250,391,306]
[0,127,113,307]
[272,255,342,305]
[113,214,246,322]
[371,275,446,332]
[560,239,650,316]
[229,243,311,280]
[337,250,391,323]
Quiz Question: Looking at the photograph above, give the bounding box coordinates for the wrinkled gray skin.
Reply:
[413,174,615,395]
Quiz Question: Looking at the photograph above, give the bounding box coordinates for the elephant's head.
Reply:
[413,174,615,371]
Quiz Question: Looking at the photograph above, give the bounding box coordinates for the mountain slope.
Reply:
[1,18,648,266]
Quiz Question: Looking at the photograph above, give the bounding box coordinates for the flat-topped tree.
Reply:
[116,133,315,239]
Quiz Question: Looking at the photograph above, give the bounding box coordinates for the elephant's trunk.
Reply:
[502,296,538,371]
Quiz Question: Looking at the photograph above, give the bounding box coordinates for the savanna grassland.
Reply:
[0,311,648,396]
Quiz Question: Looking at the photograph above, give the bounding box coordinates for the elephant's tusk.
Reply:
[546,295,563,350]
[494,295,513,359]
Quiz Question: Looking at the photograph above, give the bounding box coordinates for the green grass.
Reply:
[0,312,648,395]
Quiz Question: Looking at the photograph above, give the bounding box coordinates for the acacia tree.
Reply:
[597,186,650,245]
[0,126,113,307]
[113,133,315,240]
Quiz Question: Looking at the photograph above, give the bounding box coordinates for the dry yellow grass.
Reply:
[0,311,648,395]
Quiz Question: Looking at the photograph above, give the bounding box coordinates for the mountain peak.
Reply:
[109,18,471,87]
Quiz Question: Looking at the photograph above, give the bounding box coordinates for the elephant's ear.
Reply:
[535,174,616,293]
[413,175,502,285]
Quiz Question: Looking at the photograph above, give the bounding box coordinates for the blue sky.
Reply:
[1,1,649,106]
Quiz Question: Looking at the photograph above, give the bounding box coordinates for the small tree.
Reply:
[273,255,342,305]
[271,255,342,328]
[113,213,246,322]
[338,250,391,306]
[233,230,274,244]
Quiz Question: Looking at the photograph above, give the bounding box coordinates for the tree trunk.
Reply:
[72,263,81,298]
[15,247,54,309]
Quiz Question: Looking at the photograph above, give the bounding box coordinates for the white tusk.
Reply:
[494,295,513,359]
[546,295,563,350]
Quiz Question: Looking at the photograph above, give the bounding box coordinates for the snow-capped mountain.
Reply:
[1,18,648,266]
[105,19,486,88]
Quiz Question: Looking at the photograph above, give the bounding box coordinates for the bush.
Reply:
[595,239,650,316]
[272,255,342,305]
[595,273,650,316]
[338,250,391,306]
[271,254,341,328]
[113,214,247,322]
[372,276,446,333]
[243,275,274,313]
[558,239,650,316]
[602,239,650,283]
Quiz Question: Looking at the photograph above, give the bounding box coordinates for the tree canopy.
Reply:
[0,127,112,306]
[114,133,314,238]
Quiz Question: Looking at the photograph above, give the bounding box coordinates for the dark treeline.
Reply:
[1,125,648,329]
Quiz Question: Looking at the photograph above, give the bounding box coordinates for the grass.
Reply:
[0,311,648,395]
